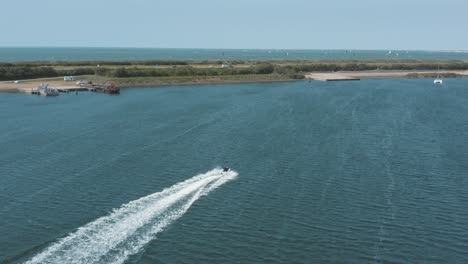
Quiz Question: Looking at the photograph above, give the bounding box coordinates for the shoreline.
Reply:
[0,75,297,93]
[305,70,468,81]
[118,79,297,89]
[2,69,468,93]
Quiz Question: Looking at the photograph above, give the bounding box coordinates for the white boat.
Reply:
[434,66,443,85]
[34,84,59,96]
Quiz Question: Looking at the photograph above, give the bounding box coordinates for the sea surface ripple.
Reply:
[1,79,468,263]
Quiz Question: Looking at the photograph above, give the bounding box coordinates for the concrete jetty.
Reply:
[306,70,468,81]
[305,72,360,81]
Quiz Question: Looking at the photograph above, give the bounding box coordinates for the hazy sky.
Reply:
[1,0,467,50]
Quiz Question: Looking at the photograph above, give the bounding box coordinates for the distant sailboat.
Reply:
[434,66,443,84]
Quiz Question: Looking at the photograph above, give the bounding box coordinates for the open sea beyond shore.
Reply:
[1,79,468,263]
[1,47,468,61]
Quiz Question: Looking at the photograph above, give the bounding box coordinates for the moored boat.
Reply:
[104,83,120,94]
[94,83,120,94]
[434,66,443,85]
[32,84,59,96]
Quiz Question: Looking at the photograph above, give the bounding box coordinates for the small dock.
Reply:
[1,77,116,95]
[56,87,89,93]
[18,86,83,94]
[18,85,120,95]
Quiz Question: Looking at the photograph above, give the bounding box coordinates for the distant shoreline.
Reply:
[433,50,468,53]
[2,70,467,93]
[3,48,468,62]
[2,59,468,93]
[306,70,468,81]
[0,75,297,93]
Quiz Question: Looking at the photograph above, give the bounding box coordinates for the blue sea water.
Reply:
[1,47,468,61]
[1,79,468,263]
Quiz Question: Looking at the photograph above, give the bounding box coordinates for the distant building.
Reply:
[221,64,232,68]
[64,76,76,81]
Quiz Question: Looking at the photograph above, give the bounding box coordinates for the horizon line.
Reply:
[0,46,467,52]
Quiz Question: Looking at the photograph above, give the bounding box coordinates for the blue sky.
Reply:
[1,0,467,50]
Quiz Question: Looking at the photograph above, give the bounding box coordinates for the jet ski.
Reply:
[222,167,230,172]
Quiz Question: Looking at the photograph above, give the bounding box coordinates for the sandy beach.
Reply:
[305,70,468,81]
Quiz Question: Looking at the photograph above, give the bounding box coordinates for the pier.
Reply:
[19,86,89,94]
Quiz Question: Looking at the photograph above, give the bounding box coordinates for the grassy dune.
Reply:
[85,74,294,87]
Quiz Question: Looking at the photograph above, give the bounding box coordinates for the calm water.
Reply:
[1,47,468,62]
[1,79,468,263]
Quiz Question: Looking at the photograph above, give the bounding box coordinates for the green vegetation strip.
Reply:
[2,60,468,81]
[85,74,293,87]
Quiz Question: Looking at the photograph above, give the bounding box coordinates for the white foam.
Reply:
[26,168,238,264]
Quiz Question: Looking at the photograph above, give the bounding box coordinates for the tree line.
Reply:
[96,64,276,78]
[0,67,95,81]
[2,61,468,81]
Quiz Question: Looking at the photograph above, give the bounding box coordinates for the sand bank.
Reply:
[305,70,468,81]
[2,70,468,93]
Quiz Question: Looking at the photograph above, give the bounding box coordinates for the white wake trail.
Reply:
[26,168,238,264]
